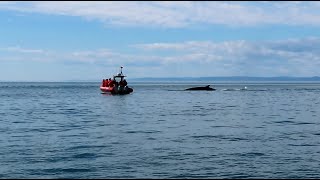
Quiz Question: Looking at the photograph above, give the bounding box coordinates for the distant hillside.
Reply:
[131,76,320,81]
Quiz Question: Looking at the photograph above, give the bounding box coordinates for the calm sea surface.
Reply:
[0,81,320,178]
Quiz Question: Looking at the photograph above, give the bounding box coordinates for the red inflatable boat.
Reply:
[100,67,133,95]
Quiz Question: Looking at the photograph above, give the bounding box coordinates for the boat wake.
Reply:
[221,86,248,91]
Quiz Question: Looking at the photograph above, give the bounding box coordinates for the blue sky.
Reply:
[1,1,320,81]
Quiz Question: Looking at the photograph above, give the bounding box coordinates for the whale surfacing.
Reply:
[185,85,216,91]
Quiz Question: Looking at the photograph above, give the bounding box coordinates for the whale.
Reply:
[185,85,216,91]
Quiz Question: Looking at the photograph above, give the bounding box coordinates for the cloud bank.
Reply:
[1,1,320,28]
[1,37,320,77]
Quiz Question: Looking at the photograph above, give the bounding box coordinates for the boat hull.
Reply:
[100,86,133,95]
[100,86,114,93]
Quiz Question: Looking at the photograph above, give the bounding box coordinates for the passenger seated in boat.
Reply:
[108,79,115,87]
[101,79,105,87]
[123,79,127,86]
[114,81,119,93]
[108,78,112,87]
[119,79,127,87]
[119,79,126,92]
[103,79,109,87]
[105,79,109,87]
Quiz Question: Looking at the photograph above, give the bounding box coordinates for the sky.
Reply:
[1,1,320,81]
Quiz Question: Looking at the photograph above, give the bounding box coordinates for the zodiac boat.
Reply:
[100,67,133,95]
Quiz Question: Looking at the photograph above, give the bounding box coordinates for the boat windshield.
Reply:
[114,76,122,82]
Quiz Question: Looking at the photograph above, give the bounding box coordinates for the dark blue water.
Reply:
[1,81,320,178]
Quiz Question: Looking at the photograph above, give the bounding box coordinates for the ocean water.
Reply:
[0,81,320,178]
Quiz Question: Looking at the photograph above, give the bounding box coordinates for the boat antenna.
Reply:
[120,66,123,75]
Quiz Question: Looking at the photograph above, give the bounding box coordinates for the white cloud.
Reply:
[2,37,320,77]
[133,37,320,76]
[2,2,320,27]
[0,46,44,54]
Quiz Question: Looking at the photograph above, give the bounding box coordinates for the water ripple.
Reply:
[1,82,320,178]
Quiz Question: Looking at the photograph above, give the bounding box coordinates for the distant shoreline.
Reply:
[1,76,320,82]
[131,76,320,81]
